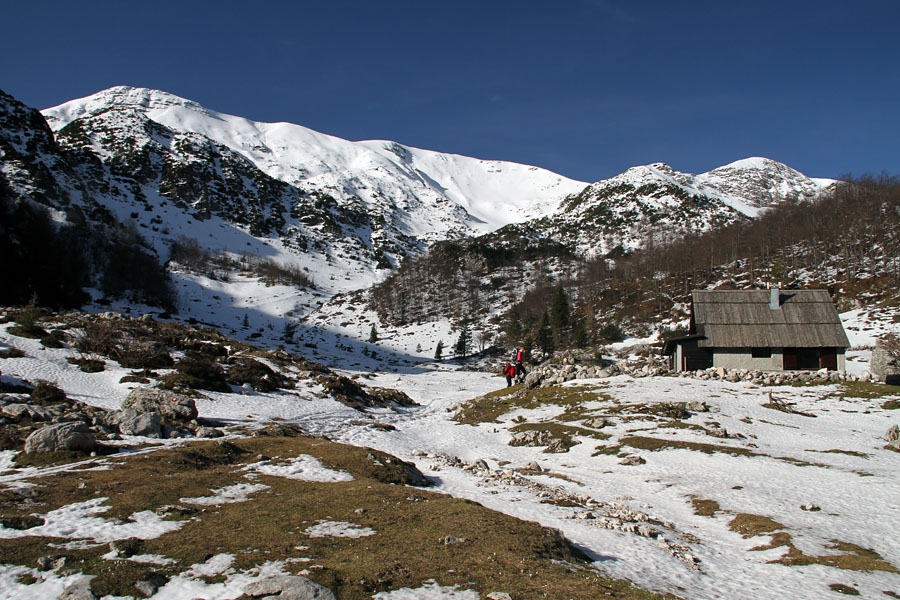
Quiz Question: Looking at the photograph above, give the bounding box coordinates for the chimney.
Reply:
[769,286,780,310]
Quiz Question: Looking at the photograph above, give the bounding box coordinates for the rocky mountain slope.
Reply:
[2,85,835,356]
[41,86,588,265]
[533,159,832,257]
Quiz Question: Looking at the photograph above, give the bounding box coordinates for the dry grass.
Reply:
[690,498,721,517]
[453,386,604,426]
[729,512,898,574]
[0,435,674,600]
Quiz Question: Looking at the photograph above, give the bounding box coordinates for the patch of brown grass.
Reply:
[453,386,606,425]
[0,436,674,600]
[730,512,898,574]
[690,498,721,517]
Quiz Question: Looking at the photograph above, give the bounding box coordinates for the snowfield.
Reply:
[1,314,899,599]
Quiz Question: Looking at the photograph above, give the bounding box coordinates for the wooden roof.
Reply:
[691,289,850,349]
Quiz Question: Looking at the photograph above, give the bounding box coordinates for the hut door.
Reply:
[819,350,837,371]
[783,350,798,370]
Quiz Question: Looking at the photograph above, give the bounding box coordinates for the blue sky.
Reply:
[2,0,897,182]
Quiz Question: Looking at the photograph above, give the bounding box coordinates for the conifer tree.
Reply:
[537,310,554,355]
[369,323,378,343]
[571,316,588,348]
[454,319,472,358]
[434,340,444,360]
[549,285,570,334]
[505,306,522,344]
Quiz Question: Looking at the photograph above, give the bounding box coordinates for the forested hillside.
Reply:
[367,175,900,355]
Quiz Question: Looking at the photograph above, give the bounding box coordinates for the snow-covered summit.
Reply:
[42,86,588,238]
[694,156,834,216]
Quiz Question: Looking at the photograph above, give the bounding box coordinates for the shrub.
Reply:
[8,305,48,339]
[30,380,66,404]
[226,357,289,392]
[159,356,229,392]
[67,357,106,373]
[597,323,625,343]
[73,319,122,356]
[40,329,67,348]
[0,348,26,359]
[115,339,173,369]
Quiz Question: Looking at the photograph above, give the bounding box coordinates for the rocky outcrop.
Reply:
[243,575,336,600]
[107,409,162,438]
[122,389,198,423]
[24,422,96,454]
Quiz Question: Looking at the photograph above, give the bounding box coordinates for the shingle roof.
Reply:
[692,289,850,349]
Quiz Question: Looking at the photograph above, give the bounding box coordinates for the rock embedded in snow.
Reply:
[686,400,709,413]
[59,576,97,600]
[134,573,168,597]
[24,421,96,454]
[122,389,198,423]
[243,574,336,600]
[884,424,899,443]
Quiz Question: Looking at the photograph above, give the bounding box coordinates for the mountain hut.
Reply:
[663,288,850,372]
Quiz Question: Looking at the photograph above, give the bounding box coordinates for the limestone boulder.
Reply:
[122,389,197,423]
[24,422,96,454]
[108,409,161,438]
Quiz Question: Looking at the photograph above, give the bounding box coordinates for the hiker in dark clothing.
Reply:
[503,363,517,387]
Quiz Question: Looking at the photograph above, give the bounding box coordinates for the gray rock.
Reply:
[4,403,57,421]
[686,400,709,412]
[487,593,513,600]
[134,574,167,597]
[509,430,552,447]
[195,426,225,438]
[885,424,900,443]
[109,409,161,437]
[469,458,490,472]
[442,535,468,545]
[59,576,97,600]
[24,422,96,454]
[544,438,571,453]
[243,575,336,600]
[122,389,197,422]
[525,460,543,472]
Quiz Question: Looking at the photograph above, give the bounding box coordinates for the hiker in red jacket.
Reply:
[514,346,527,382]
[503,363,517,387]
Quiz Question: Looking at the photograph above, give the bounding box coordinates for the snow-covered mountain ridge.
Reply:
[42,86,587,241]
[40,86,833,262]
[534,158,832,256]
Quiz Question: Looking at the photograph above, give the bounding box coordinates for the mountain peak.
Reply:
[42,86,205,129]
